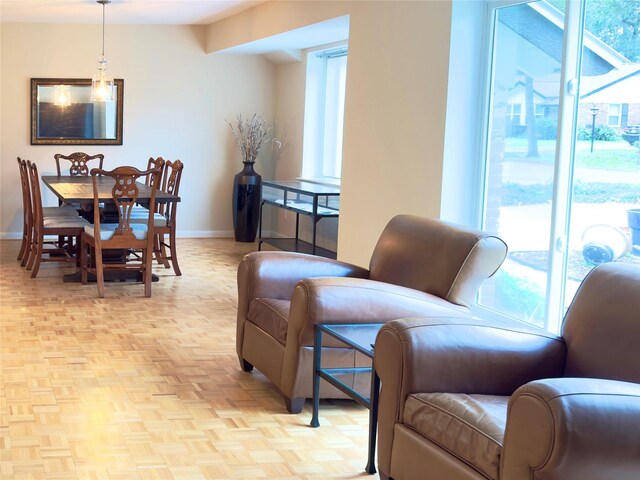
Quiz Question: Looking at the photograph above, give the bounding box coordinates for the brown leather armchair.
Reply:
[374,262,640,480]
[237,215,508,413]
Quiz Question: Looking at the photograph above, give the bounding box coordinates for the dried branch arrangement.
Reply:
[228,114,272,163]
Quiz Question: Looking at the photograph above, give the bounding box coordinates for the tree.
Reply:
[586,0,640,62]
[548,0,640,62]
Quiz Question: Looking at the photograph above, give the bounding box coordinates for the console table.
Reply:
[258,180,340,259]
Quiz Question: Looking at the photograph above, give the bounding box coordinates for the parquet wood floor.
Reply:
[0,239,378,480]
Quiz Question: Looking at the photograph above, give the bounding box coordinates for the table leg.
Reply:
[365,369,380,474]
[311,325,322,428]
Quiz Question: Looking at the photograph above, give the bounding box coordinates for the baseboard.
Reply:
[175,230,234,238]
[1,232,21,240]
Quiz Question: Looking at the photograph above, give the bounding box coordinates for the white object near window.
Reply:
[302,45,348,184]
[607,103,621,126]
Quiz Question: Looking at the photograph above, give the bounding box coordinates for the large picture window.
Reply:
[477,0,640,332]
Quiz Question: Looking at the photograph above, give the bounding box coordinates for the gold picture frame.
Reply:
[31,78,124,145]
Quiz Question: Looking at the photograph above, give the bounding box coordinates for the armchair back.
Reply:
[368,215,508,307]
[562,262,640,383]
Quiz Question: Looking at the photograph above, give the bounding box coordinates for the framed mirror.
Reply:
[31,78,124,145]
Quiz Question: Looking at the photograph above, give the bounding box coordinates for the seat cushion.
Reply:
[43,205,79,216]
[129,212,167,227]
[247,298,291,345]
[403,393,509,480]
[84,223,149,241]
[43,216,88,228]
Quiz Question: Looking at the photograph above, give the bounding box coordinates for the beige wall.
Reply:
[0,23,275,238]
[209,1,453,266]
[2,0,456,266]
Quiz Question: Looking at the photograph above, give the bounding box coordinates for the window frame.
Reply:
[301,43,348,186]
[473,0,586,333]
[607,103,622,126]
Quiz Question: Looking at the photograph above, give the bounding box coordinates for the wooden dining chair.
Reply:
[145,157,166,188]
[156,159,183,276]
[130,159,183,276]
[133,157,165,208]
[18,158,80,267]
[17,157,34,264]
[54,152,104,176]
[25,161,89,278]
[80,166,161,298]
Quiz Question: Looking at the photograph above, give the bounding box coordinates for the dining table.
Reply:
[42,175,181,282]
[42,175,180,213]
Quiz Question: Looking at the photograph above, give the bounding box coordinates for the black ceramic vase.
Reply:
[232,161,262,242]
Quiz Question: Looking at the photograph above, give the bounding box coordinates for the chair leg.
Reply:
[158,233,171,268]
[30,238,43,278]
[80,240,88,285]
[143,248,152,298]
[240,358,253,372]
[155,234,169,267]
[284,396,305,414]
[168,230,181,276]
[74,236,81,266]
[17,233,27,261]
[21,227,33,268]
[95,247,105,298]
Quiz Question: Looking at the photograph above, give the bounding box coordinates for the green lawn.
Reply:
[504,139,640,172]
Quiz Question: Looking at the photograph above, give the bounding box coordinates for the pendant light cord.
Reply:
[101,1,105,57]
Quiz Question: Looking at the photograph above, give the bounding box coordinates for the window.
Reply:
[535,104,546,117]
[506,103,523,124]
[607,103,621,126]
[302,46,348,183]
[476,0,639,332]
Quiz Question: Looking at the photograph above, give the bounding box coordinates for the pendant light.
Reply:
[90,0,114,102]
[53,84,71,106]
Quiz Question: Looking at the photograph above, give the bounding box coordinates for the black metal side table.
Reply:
[310,323,383,474]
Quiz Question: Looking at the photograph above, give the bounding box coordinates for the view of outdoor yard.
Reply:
[494,138,639,326]
[478,0,640,329]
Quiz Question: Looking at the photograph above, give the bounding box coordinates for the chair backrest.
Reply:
[368,215,508,308]
[90,166,161,246]
[562,262,640,383]
[17,158,32,227]
[26,161,44,231]
[145,157,166,188]
[55,152,104,176]
[158,159,183,222]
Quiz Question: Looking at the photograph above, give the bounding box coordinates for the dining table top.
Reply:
[42,175,181,204]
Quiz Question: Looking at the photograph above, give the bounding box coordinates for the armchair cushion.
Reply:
[405,393,508,480]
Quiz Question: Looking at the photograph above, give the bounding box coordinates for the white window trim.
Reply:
[607,103,622,126]
[474,0,587,333]
[300,42,348,186]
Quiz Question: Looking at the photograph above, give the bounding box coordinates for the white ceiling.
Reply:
[0,0,265,25]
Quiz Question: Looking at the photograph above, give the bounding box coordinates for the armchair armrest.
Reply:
[236,251,368,362]
[287,277,472,347]
[502,378,640,480]
[374,317,564,475]
[238,251,369,301]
